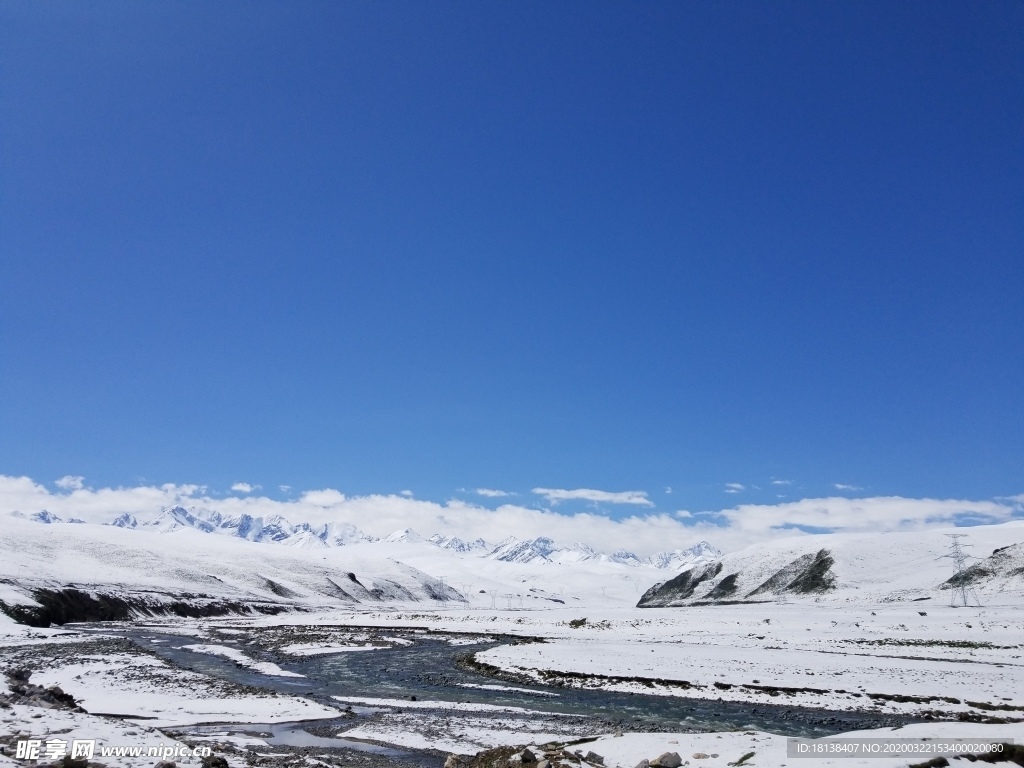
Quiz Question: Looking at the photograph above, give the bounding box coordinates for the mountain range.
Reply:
[14,505,719,570]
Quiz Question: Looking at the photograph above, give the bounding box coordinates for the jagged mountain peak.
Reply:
[428,534,488,552]
[30,510,62,524]
[79,505,720,569]
[385,527,424,543]
[646,541,723,569]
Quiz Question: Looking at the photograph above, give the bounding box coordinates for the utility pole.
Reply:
[943,534,981,608]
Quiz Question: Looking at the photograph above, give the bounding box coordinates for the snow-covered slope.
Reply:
[638,522,1024,606]
[0,516,464,625]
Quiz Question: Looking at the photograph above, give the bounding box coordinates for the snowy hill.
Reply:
[0,516,464,626]
[638,522,1024,607]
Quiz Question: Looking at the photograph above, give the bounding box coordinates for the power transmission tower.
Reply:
[943,534,982,607]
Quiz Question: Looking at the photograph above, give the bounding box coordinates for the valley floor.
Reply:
[2,601,1023,768]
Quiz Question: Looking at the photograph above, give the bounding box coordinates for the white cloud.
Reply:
[532,488,654,507]
[771,479,791,486]
[400,490,414,497]
[664,487,672,494]
[230,482,253,493]
[55,475,84,491]
[834,483,863,491]
[279,485,292,493]
[475,488,511,498]
[299,488,346,506]
[724,483,744,494]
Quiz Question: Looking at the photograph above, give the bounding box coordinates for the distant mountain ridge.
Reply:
[12,506,718,569]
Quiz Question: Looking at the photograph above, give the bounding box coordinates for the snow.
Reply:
[0,704,213,768]
[2,514,1023,766]
[575,722,1024,768]
[278,641,378,655]
[180,643,306,676]
[385,527,424,543]
[467,602,1024,718]
[27,650,338,727]
[5,504,715,571]
[331,695,578,716]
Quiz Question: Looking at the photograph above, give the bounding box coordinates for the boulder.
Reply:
[651,753,682,768]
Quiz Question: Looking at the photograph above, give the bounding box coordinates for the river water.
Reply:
[85,624,915,746]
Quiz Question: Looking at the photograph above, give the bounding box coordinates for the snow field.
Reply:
[26,651,338,727]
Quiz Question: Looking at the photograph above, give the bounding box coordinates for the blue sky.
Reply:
[2,2,1022,519]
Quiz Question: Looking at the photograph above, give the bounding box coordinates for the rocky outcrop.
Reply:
[636,562,722,607]
[747,549,836,597]
[1,668,84,711]
[637,549,836,607]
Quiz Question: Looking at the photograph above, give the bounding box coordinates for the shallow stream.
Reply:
[85,625,917,752]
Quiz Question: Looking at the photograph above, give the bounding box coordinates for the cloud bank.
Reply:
[0,476,1020,556]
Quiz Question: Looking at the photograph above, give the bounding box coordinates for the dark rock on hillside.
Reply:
[747,549,836,597]
[706,572,739,600]
[637,562,722,607]
[0,587,284,627]
[1,668,84,711]
[637,548,837,607]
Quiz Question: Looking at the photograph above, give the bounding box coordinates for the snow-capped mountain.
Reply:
[485,536,559,564]
[27,510,63,524]
[609,549,644,566]
[126,506,378,547]
[385,527,424,543]
[482,537,643,565]
[645,540,721,569]
[428,534,489,552]
[142,505,218,533]
[10,504,717,570]
[311,521,376,546]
